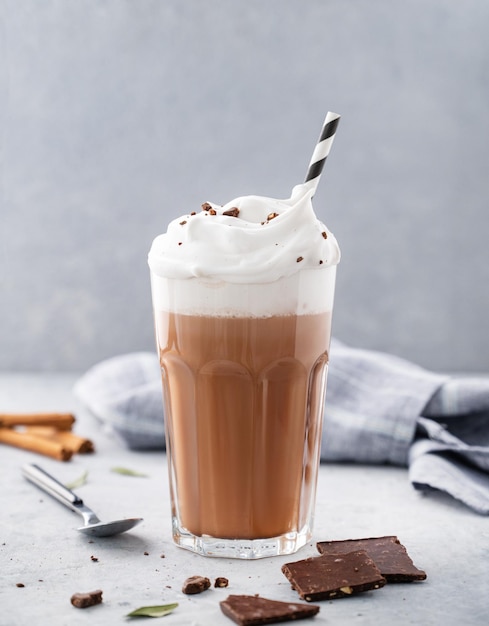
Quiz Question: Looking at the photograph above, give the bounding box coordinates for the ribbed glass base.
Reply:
[172,519,312,560]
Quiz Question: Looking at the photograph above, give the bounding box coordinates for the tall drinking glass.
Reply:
[150,265,336,559]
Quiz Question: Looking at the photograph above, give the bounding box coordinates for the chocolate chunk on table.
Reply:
[316,536,427,582]
[70,589,103,608]
[182,575,211,594]
[220,594,320,625]
[282,550,386,602]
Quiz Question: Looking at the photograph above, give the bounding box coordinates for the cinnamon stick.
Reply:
[25,427,95,454]
[0,428,72,461]
[0,412,75,430]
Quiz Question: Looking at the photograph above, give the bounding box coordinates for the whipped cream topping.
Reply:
[148,184,340,284]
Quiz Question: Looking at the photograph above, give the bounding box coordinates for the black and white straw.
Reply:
[304,111,341,196]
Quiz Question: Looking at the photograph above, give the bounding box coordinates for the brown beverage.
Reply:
[156,310,332,540]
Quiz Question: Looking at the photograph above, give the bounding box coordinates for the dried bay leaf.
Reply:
[111,466,148,477]
[65,470,88,489]
[126,602,178,618]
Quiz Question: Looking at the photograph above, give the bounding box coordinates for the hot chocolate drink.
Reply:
[157,310,332,540]
[149,172,340,558]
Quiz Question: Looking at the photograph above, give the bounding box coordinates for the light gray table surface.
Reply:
[0,373,487,626]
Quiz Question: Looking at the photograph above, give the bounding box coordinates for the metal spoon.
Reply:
[22,463,143,537]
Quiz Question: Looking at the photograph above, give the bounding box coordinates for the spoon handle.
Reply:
[22,463,84,512]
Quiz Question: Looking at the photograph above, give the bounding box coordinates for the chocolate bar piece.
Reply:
[220,595,320,625]
[282,550,385,601]
[316,536,426,582]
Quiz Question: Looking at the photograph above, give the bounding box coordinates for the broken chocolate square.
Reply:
[316,536,426,582]
[220,594,319,625]
[282,550,386,601]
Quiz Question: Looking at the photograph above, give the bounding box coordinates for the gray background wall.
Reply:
[1,0,488,374]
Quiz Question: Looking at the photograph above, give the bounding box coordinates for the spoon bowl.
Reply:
[77,518,142,537]
[22,463,143,538]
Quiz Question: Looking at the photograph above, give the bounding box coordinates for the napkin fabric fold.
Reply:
[74,340,489,515]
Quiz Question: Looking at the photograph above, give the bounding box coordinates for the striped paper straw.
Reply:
[304,111,341,195]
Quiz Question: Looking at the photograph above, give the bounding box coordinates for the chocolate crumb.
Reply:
[322,231,328,239]
[267,212,279,221]
[143,551,149,556]
[179,220,187,225]
[16,583,25,588]
[319,260,324,265]
[160,554,166,559]
[215,577,229,588]
[90,555,99,562]
[297,256,304,263]
[178,242,183,246]
[190,211,196,216]
[223,207,240,218]
[209,208,217,215]
[201,202,213,211]
[71,590,103,609]
[182,575,211,595]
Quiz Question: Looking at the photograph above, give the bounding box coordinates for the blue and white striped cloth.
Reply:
[74,339,489,515]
